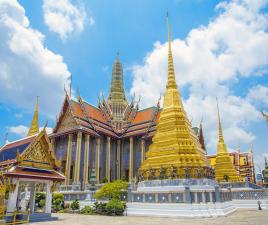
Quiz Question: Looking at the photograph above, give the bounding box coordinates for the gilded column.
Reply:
[95,138,100,184]
[50,137,56,153]
[129,137,134,181]
[116,140,121,179]
[65,134,73,185]
[74,131,82,184]
[106,137,111,182]
[83,134,90,187]
[141,139,145,163]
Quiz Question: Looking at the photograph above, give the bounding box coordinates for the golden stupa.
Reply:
[214,100,240,182]
[139,16,210,180]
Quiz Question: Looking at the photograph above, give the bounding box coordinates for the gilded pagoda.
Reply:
[214,100,240,182]
[139,17,212,180]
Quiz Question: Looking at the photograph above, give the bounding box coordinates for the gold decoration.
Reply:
[57,107,78,133]
[19,129,59,170]
[262,111,268,123]
[0,172,11,215]
[27,96,39,136]
[214,100,240,182]
[139,15,208,179]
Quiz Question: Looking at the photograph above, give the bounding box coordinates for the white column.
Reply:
[7,179,19,212]
[45,181,52,214]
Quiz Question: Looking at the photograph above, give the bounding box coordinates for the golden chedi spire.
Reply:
[27,96,39,136]
[214,99,240,182]
[139,15,209,180]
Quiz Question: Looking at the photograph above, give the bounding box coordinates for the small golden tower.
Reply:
[139,15,210,180]
[27,97,39,136]
[214,99,240,182]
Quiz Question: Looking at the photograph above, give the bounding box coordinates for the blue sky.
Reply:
[0,0,267,170]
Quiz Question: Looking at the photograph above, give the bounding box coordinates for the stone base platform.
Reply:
[126,202,236,218]
[232,199,268,209]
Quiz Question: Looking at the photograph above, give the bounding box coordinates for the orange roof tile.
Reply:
[83,102,107,123]
[71,100,85,119]
[132,107,156,124]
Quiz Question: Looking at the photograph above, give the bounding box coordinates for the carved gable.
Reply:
[18,130,57,169]
[57,107,78,133]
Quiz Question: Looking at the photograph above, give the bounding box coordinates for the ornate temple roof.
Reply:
[0,128,64,182]
[53,93,160,139]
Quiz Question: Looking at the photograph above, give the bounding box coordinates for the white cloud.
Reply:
[39,126,53,134]
[7,125,28,137]
[7,124,53,138]
[15,113,23,119]
[43,0,92,40]
[130,0,268,152]
[247,85,268,106]
[0,0,71,118]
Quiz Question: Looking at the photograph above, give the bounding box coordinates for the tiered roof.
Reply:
[53,93,160,139]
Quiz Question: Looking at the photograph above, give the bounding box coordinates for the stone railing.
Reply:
[231,190,268,200]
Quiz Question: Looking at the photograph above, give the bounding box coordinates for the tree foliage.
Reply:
[95,180,128,200]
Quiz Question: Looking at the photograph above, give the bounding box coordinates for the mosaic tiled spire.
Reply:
[108,53,127,105]
[27,97,39,136]
[107,53,128,130]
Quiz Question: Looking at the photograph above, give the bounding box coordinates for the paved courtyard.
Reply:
[31,209,268,225]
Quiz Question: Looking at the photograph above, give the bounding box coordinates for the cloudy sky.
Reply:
[0,0,267,171]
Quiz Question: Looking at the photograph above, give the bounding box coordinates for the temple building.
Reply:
[51,55,161,188]
[50,49,215,188]
[213,100,240,182]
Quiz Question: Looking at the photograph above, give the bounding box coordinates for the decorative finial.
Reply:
[216,97,224,143]
[27,96,39,136]
[262,111,268,123]
[4,132,8,144]
[157,94,162,108]
[64,84,68,96]
[69,74,72,99]
[165,11,177,90]
[116,51,120,60]
[44,120,48,129]
[250,144,254,154]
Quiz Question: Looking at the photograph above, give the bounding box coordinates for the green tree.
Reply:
[95,180,128,200]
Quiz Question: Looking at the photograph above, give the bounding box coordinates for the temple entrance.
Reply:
[16,181,47,213]
[7,178,53,214]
